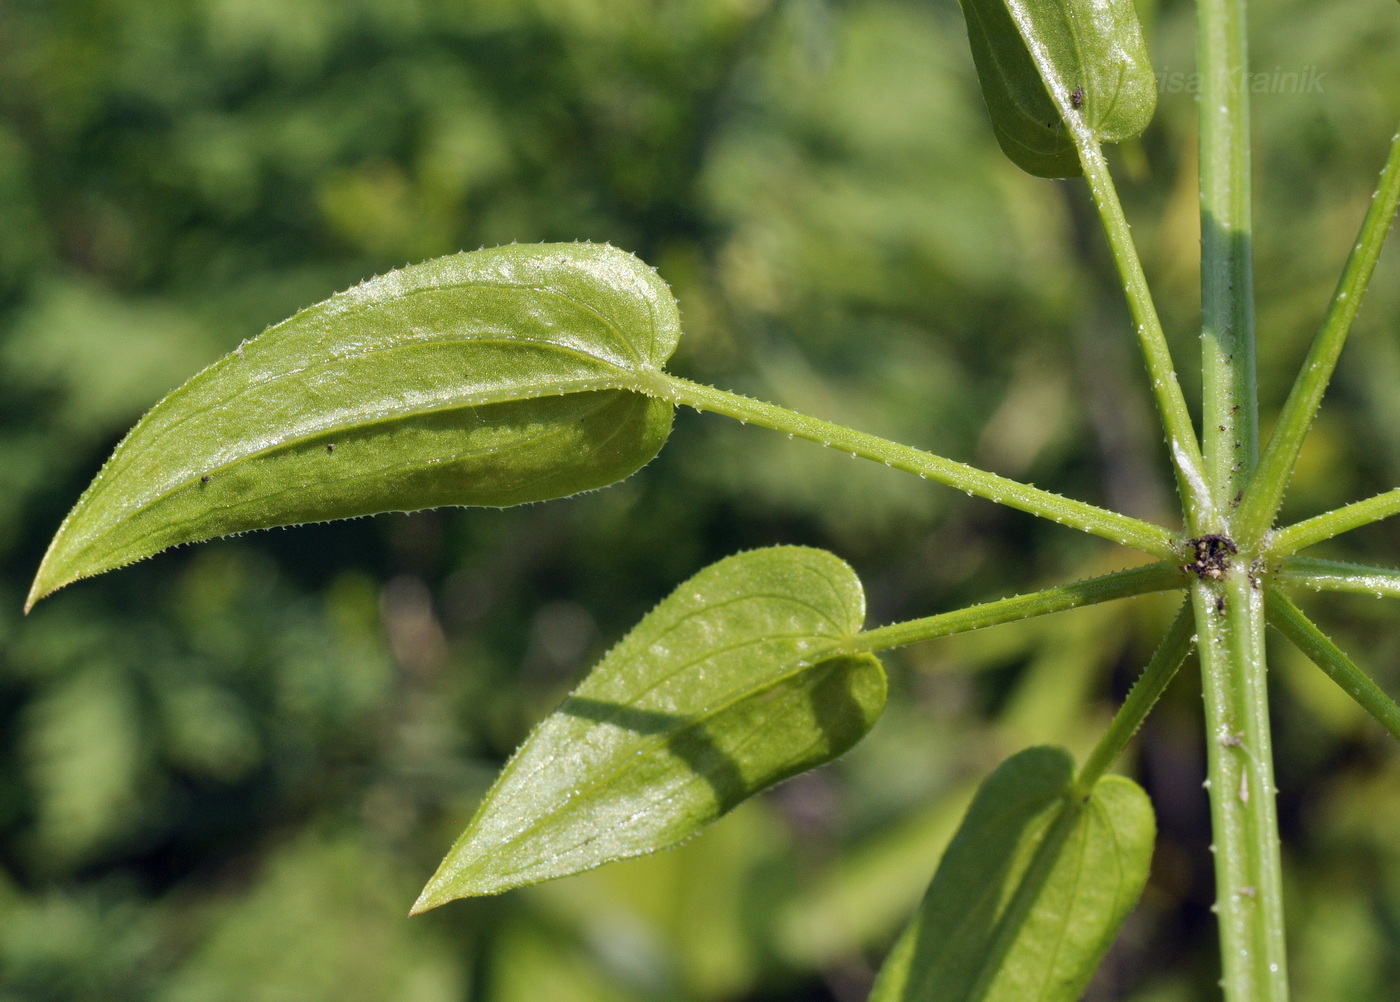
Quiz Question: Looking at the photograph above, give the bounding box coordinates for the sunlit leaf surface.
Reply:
[869,745,1154,1001]
[413,546,886,909]
[28,243,679,608]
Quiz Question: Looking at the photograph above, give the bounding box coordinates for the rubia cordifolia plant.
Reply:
[24,0,1400,998]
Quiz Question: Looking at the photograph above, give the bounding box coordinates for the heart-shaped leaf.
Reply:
[28,243,679,609]
[869,745,1155,1002]
[412,546,886,911]
[960,0,1158,177]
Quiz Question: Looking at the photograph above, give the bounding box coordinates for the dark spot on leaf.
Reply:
[200,475,211,484]
[1070,87,1085,109]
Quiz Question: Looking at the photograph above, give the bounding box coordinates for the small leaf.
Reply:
[869,746,1155,1002]
[412,546,886,910]
[28,243,679,609]
[959,0,1158,177]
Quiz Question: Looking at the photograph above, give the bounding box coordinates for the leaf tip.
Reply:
[409,863,459,915]
[25,547,71,614]
[25,511,111,612]
[411,861,492,914]
[407,887,446,917]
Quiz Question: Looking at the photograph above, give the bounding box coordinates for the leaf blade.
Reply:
[959,0,1158,178]
[869,746,1155,1002]
[412,546,886,910]
[964,0,1079,178]
[28,243,679,608]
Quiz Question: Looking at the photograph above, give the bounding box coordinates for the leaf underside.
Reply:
[28,243,680,609]
[960,0,1157,178]
[412,546,887,911]
[869,746,1155,1002]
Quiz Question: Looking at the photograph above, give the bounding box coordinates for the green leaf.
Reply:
[412,546,886,910]
[959,0,1158,177]
[869,746,1155,1002]
[27,243,679,609]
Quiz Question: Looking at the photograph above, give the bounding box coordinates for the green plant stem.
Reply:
[1236,124,1400,546]
[1269,489,1400,556]
[1276,556,1400,599]
[851,562,1183,653]
[1198,0,1259,513]
[1266,590,1400,741]
[1074,143,1212,530]
[1192,1,1290,998]
[1076,602,1195,793]
[647,373,1179,558]
[999,0,1211,529]
[1192,574,1289,1001]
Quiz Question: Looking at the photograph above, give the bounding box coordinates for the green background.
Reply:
[2,0,1399,998]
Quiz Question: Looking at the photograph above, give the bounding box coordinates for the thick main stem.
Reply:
[1193,575,1288,1000]
[1196,0,1288,997]
[1199,0,1259,508]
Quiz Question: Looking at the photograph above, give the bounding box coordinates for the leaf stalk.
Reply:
[1276,556,1400,600]
[1076,602,1196,793]
[852,562,1184,654]
[997,0,1212,528]
[1235,125,1400,546]
[1266,590,1400,741]
[1269,488,1400,557]
[649,373,1180,558]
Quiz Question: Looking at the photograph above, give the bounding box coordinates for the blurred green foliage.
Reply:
[1,0,1399,999]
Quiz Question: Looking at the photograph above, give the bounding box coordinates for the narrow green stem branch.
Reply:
[1076,602,1196,793]
[1192,574,1289,1001]
[999,0,1211,528]
[1236,124,1400,545]
[1075,142,1213,530]
[648,374,1180,558]
[1269,488,1400,556]
[1276,557,1400,599]
[1266,590,1400,741]
[852,562,1183,653]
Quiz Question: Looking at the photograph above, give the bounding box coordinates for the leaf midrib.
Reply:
[56,387,644,579]
[106,334,648,486]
